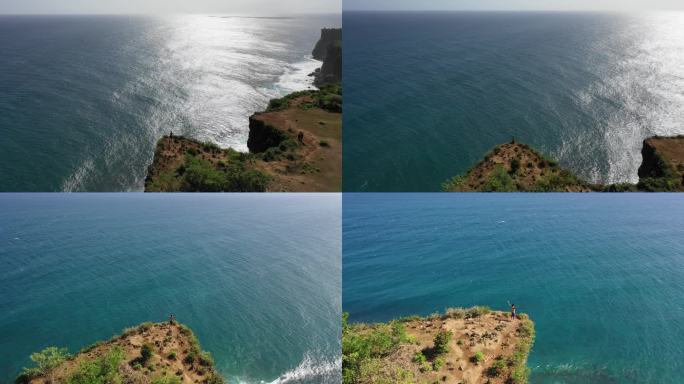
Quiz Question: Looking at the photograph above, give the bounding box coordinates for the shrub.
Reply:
[184,350,196,365]
[480,166,517,192]
[510,158,521,174]
[198,351,214,367]
[140,344,153,365]
[433,357,445,371]
[433,330,453,355]
[444,307,466,319]
[470,351,485,364]
[167,351,177,360]
[486,357,507,377]
[16,346,70,383]
[413,351,427,364]
[465,306,491,318]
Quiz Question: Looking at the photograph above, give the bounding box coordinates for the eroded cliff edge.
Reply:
[16,321,224,384]
[443,136,684,192]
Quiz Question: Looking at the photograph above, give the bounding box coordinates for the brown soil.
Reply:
[383,312,530,384]
[251,96,341,192]
[28,322,222,384]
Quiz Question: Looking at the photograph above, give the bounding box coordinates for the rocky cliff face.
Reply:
[312,28,342,87]
[312,28,342,61]
[247,114,288,153]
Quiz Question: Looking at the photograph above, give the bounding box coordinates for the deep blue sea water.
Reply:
[0,14,340,191]
[343,193,684,383]
[0,193,341,384]
[343,12,684,191]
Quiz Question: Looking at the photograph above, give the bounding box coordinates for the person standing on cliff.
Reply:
[169,313,175,324]
[510,304,517,319]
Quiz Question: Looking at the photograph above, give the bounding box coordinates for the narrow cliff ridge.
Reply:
[312,28,342,87]
[16,321,224,384]
[342,307,535,384]
[443,136,684,192]
[145,30,342,192]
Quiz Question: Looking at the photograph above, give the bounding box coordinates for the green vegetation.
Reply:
[266,83,342,113]
[470,351,485,364]
[432,330,452,355]
[15,347,71,384]
[532,169,588,192]
[441,175,465,192]
[342,312,417,384]
[66,347,124,384]
[480,165,517,192]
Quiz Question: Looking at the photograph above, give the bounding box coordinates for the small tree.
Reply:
[433,330,453,355]
[30,347,70,374]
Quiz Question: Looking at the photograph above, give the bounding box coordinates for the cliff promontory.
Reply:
[443,136,684,192]
[342,307,535,384]
[145,84,341,192]
[16,321,224,384]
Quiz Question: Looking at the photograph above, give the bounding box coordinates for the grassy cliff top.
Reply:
[145,84,341,192]
[442,142,591,192]
[16,321,224,384]
[343,307,535,384]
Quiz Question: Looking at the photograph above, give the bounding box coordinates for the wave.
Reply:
[266,353,341,384]
[269,56,321,98]
[231,352,340,384]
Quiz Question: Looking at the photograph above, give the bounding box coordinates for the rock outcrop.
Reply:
[312,28,342,87]
[637,136,684,190]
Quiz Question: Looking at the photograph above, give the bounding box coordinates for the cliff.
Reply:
[16,321,224,384]
[145,84,342,192]
[342,307,535,384]
[444,136,684,192]
[636,136,684,191]
[312,28,342,87]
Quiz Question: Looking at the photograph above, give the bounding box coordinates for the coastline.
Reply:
[144,28,342,192]
[443,136,684,192]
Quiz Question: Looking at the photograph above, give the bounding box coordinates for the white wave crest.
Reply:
[266,353,340,384]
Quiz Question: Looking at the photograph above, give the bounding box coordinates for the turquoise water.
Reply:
[343,12,684,191]
[0,194,341,384]
[0,14,340,191]
[343,193,684,383]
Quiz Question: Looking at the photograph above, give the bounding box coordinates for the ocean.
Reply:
[0,14,340,191]
[343,193,684,383]
[343,12,684,191]
[0,193,341,384]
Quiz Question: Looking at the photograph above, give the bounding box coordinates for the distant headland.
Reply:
[144,28,342,192]
[342,307,535,384]
[443,136,684,192]
[15,321,224,384]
